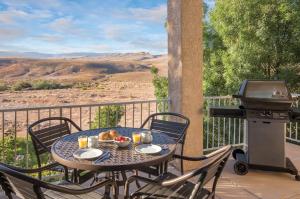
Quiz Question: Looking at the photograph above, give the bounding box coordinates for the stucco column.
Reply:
[168,0,203,171]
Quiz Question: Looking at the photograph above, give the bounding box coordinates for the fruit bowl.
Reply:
[114,136,131,148]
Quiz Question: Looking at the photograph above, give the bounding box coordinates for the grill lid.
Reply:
[233,80,293,110]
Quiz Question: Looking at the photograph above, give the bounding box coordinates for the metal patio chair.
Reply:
[125,145,232,199]
[0,162,118,199]
[28,117,93,183]
[138,112,190,176]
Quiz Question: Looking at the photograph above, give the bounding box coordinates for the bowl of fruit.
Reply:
[114,136,131,148]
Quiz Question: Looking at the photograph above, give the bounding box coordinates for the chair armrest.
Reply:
[173,154,207,161]
[2,162,61,174]
[68,119,82,131]
[173,145,231,161]
[205,145,231,158]
[125,175,159,198]
[161,171,204,187]
[41,179,116,195]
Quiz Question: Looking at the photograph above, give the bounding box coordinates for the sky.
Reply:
[0,0,168,54]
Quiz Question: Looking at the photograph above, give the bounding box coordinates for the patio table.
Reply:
[51,127,177,172]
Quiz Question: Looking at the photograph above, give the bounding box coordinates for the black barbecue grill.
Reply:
[210,80,300,180]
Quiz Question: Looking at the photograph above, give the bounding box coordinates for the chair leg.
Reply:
[104,172,112,198]
[64,167,69,182]
[4,191,13,199]
[90,172,98,186]
[73,169,79,184]
[38,171,42,180]
[121,171,127,184]
[113,181,119,199]
[134,170,141,188]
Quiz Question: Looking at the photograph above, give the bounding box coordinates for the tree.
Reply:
[150,66,168,112]
[209,0,300,94]
[203,2,228,96]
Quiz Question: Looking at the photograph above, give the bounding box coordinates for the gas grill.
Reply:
[209,80,300,180]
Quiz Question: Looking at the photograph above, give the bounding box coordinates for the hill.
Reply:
[0,52,167,83]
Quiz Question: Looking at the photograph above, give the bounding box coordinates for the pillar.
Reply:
[168,0,203,171]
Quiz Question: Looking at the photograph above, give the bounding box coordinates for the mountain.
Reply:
[0,51,154,59]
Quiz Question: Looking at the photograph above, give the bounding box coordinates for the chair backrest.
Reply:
[0,171,14,198]
[161,145,232,199]
[202,147,231,184]
[141,112,190,143]
[192,146,232,198]
[0,163,44,199]
[28,117,80,166]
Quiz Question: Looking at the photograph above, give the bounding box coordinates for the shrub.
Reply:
[91,105,124,129]
[150,66,159,75]
[153,75,168,100]
[0,126,37,168]
[0,83,8,91]
[32,80,69,90]
[12,81,32,91]
[151,66,168,112]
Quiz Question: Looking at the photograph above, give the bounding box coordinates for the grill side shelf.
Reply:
[209,106,246,119]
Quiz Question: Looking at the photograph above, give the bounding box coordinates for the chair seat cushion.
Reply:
[132,173,211,199]
[44,182,105,199]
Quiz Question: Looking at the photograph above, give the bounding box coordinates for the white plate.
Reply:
[135,144,162,155]
[73,148,103,160]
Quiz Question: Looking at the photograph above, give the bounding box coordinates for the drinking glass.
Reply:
[88,136,98,148]
[132,132,141,144]
[78,135,88,149]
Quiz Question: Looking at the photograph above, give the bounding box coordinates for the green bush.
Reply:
[0,136,65,180]
[32,80,70,90]
[150,66,159,75]
[12,81,32,91]
[0,83,8,91]
[151,66,168,112]
[0,129,37,168]
[91,105,124,129]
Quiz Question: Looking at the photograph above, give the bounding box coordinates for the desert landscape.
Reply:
[0,52,167,109]
[0,52,168,137]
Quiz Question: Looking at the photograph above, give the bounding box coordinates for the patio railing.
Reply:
[204,96,245,152]
[0,99,169,168]
[0,96,299,168]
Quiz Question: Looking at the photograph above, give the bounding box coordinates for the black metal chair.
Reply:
[125,145,232,199]
[138,112,190,175]
[0,162,118,199]
[28,117,92,183]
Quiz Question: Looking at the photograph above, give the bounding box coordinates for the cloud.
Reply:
[0,1,167,54]
[0,43,31,52]
[130,36,167,51]
[34,34,64,42]
[0,27,26,40]
[87,44,111,52]
[48,17,74,32]
[104,25,125,40]
[1,0,61,10]
[102,24,143,41]
[47,17,86,37]
[0,9,29,24]
[0,8,52,24]
[117,4,167,23]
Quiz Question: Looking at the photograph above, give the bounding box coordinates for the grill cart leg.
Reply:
[233,149,249,175]
[286,158,300,181]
